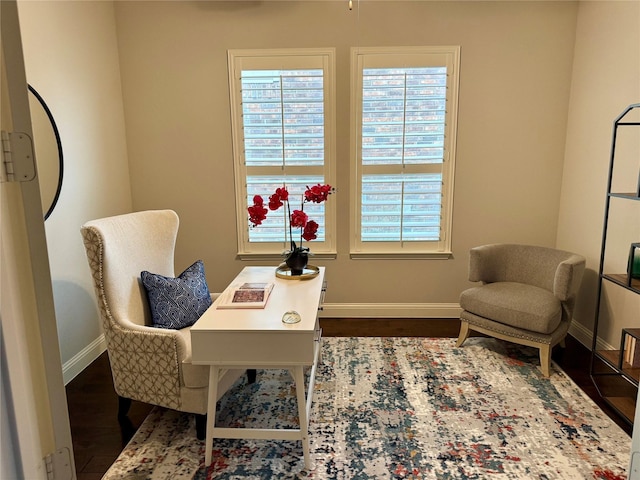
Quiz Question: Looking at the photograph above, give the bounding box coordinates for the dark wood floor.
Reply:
[66,319,633,480]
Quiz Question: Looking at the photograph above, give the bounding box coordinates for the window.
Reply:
[350,47,460,258]
[228,49,336,257]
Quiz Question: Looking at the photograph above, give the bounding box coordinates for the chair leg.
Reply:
[539,344,551,377]
[247,369,257,384]
[117,396,131,420]
[456,320,470,347]
[195,413,206,440]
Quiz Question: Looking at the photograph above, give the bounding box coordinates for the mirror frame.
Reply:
[28,84,63,220]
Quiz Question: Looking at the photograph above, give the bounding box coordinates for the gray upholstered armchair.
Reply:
[81,210,246,438]
[456,244,586,377]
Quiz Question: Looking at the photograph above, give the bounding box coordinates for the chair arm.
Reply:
[122,319,190,360]
[468,244,505,283]
[106,321,187,411]
[553,255,586,302]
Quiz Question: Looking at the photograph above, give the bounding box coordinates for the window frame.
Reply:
[228,48,337,259]
[349,46,460,259]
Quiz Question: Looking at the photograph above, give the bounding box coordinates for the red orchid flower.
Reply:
[302,220,319,241]
[305,184,333,203]
[247,198,268,226]
[248,184,333,249]
[290,209,308,228]
[268,187,289,210]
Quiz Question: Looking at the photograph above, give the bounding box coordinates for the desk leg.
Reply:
[204,366,219,466]
[292,366,312,470]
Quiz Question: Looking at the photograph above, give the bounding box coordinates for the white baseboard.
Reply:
[568,319,615,351]
[63,313,602,385]
[62,334,106,385]
[568,320,593,349]
[321,306,605,351]
[320,303,462,318]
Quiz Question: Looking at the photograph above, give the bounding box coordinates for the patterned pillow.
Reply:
[141,260,212,330]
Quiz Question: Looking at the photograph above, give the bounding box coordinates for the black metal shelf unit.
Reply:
[590,103,640,426]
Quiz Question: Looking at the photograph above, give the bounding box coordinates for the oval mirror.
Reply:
[28,84,63,220]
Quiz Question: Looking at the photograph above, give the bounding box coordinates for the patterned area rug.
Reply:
[103,337,630,479]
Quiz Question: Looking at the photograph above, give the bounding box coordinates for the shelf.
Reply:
[625,328,640,338]
[591,371,637,424]
[609,192,640,200]
[590,103,640,429]
[604,396,636,423]
[595,341,640,385]
[593,349,640,382]
[595,349,620,369]
[591,355,638,425]
[602,273,640,293]
[621,362,640,384]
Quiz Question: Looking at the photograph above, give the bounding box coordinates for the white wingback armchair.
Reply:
[457,244,586,377]
[81,210,245,438]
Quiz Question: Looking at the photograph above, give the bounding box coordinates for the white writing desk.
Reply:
[190,266,325,469]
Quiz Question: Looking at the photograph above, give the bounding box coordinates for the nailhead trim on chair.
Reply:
[463,315,554,345]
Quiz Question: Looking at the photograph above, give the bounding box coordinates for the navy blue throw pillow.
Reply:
[141,260,212,330]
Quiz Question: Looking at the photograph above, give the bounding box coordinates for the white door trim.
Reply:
[1,1,75,478]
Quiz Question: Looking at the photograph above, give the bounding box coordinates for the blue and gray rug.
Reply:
[103,337,630,479]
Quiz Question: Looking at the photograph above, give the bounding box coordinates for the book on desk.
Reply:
[216,282,275,309]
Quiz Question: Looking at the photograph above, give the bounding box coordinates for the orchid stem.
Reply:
[287,199,295,251]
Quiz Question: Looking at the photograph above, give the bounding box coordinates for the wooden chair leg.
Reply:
[195,414,206,440]
[539,344,551,377]
[117,396,131,420]
[456,320,470,347]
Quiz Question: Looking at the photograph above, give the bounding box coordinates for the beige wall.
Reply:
[558,0,640,347]
[15,0,638,378]
[114,0,578,310]
[18,1,133,371]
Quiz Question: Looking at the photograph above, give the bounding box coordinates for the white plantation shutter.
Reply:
[241,69,325,169]
[351,47,460,257]
[245,176,327,244]
[361,173,442,242]
[229,49,336,256]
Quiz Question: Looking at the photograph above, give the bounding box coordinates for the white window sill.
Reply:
[237,252,338,262]
[349,252,453,260]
